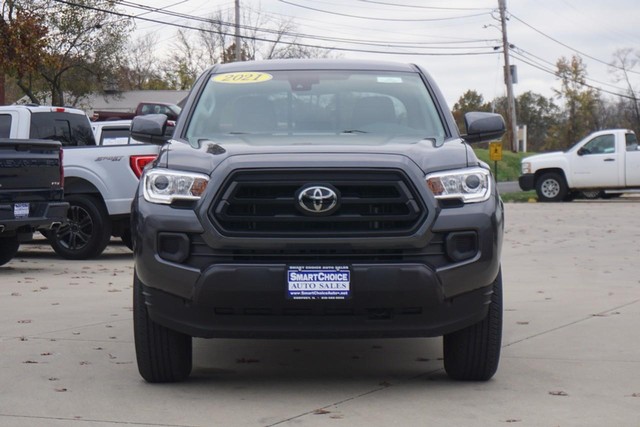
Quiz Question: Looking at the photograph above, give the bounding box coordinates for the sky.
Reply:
[119,0,640,108]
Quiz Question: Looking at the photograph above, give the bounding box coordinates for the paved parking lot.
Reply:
[1,199,639,426]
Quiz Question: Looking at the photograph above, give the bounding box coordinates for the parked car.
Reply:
[131,59,506,383]
[519,129,640,201]
[0,138,68,266]
[0,105,161,258]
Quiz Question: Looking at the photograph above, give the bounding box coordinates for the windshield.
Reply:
[185,70,446,145]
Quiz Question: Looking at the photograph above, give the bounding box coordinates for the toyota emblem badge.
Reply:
[297,185,339,215]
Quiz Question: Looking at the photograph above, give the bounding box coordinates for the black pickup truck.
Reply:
[0,139,68,266]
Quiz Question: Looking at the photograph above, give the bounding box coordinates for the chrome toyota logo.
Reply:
[297,185,339,215]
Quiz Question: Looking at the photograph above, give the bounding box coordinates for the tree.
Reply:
[514,91,559,152]
[547,55,600,150]
[451,90,491,133]
[3,0,132,105]
[610,48,640,132]
[118,34,172,91]
[0,0,48,103]
[164,29,208,90]
[163,4,333,89]
[43,0,133,105]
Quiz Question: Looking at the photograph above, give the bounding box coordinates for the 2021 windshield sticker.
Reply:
[212,72,273,84]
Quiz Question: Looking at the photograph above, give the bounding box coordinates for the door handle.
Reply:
[604,158,615,162]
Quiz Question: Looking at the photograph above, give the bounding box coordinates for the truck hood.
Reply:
[522,151,564,163]
[159,134,472,175]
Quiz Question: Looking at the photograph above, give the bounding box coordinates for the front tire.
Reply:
[0,237,20,266]
[536,172,568,202]
[443,269,503,381]
[134,270,192,383]
[48,194,112,260]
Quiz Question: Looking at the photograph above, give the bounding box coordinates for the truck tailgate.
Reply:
[0,139,63,201]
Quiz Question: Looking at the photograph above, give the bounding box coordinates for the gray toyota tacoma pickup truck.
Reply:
[130,59,506,383]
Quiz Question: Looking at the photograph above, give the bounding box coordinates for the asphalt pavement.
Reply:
[497,181,521,194]
[1,199,639,426]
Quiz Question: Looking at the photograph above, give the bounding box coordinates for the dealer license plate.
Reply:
[14,203,29,219]
[287,265,351,300]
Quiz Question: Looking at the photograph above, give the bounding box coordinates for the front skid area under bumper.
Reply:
[143,280,492,339]
[140,268,494,339]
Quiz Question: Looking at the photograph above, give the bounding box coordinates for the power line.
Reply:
[277,0,491,22]
[510,13,640,76]
[513,47,631,92]
[121,0,496,48]
[245,3,495,45]
[114,0,499,54]
[510,51,637,101]
[356,0,493,11]
[51,0,500,57]
[116,0,493,50]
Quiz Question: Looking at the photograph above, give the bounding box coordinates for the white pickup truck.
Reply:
[519,129,640,201]
[0,105,160,258]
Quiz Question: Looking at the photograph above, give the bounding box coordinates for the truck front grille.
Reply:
[184,233,448,269]
[209,169,427,237]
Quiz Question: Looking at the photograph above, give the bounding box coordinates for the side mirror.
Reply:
[462,112,506,144]
[131,114,170,145]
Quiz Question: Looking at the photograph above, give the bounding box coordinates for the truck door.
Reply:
[625,133,640,186]
[570,133,621,187]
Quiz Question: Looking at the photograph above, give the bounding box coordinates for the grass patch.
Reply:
[501,191,537,203]
[473,148,529,182]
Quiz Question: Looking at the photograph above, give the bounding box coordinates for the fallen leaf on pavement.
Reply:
[549,391,568,396]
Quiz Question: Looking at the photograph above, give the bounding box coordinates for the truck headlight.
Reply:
[143,169,209,204]
[521,162,531,174]
[426,167,491,203]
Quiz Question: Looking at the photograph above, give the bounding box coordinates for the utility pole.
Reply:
[235,0,241,62]
[498,0,518,152]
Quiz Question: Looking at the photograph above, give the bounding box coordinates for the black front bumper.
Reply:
[141,279,493,339]
[519,174,535,191]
